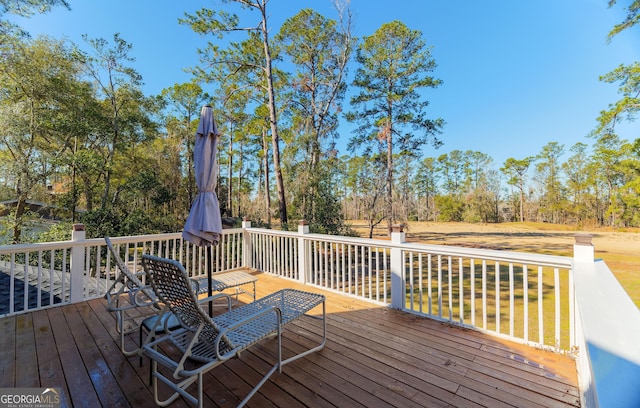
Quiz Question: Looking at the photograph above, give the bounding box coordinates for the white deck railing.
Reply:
[0,221,577,351]
[249,223,575,352]
[1,221,639,407]
[0,227,245,316]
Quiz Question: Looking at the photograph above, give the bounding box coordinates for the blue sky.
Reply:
[9,0,640,167]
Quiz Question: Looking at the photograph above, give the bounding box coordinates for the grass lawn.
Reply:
[401,254,573,350]
[349,220,640,310]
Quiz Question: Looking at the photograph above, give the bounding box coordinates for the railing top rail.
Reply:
[0,240,84,253]
[0,235,172,253]
[245,227,572,268]
[245,227,300,238]
[0,228,245,254]
[399,241,573,268]
[1,227,571,270]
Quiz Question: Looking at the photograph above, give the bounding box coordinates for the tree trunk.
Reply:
[227,133,233,217]
[262,129,272,227]
[71,137,78,223]
[83,176,94,212]
[260,5,288,227]
[71,172,78,223]
[237,142,243,217]
[101,94,119,209]
[519,187,525,222]
[386,122,393,236]
[186,113,195,206]
[11,194,27,244]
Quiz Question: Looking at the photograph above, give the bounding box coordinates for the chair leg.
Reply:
[142,328,155,385]
[197,372,204,408]
[116,311,141,357]
[150,365,200,407]
[139,325,155,385]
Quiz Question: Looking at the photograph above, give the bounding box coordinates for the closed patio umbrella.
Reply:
[182,105,222,312]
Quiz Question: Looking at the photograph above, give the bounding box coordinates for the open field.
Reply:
[348,221,640,308]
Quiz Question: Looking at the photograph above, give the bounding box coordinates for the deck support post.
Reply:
[572,232,640,408]
[573,233,594,265]
[298,220,309,284]
[70,223,86,303]
[390,225,406,309]
[242,217,252,269]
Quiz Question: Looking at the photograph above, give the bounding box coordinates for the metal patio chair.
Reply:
[140,254,327,408]
[104,237,174,356]
[104,237,207,356]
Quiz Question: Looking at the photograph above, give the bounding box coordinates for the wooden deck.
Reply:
[0,272,581,408]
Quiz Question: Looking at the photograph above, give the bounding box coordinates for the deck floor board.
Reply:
[0,271,581,408]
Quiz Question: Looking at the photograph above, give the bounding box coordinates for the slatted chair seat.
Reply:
[141,254,326,408]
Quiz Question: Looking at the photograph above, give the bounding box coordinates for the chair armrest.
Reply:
[131,285,159,307]
[106,291,156,312]
[197,292,232,312]
[105,294,142,313]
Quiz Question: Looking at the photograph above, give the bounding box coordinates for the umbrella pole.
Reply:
[207,245,213,316]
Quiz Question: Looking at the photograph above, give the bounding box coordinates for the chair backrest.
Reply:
[105,237,145,288]
[105,237,160,302]
[141,254,233,352]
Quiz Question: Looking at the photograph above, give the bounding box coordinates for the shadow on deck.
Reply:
[0,272,580,408]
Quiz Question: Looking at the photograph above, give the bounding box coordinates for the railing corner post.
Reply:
[70,223,86,303]
[390,224,406,310]
[242,217,252,269]
[297,220,309,284]
[573,233,594,265]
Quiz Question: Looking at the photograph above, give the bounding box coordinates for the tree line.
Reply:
[0,0,638,244]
